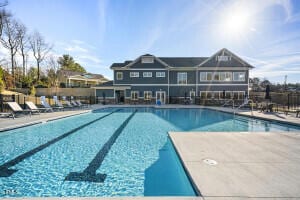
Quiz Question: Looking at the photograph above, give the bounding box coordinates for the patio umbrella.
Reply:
[265,85,271,100]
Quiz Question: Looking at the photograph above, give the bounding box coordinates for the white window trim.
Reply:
[200,72,206,81]
[144,91,152,100]
[156,71,166,77]
[141,57,154,63]
[177,72,188,85]
[116,72,123,80]
[200,91,245,99]
[130,72,139,78]
[233,72,245,81]
[143,72,152,77]
[131,91,139,100]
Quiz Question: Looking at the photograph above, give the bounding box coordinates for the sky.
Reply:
[2,0,300,83]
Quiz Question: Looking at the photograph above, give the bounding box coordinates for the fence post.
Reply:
[90,96,92,105]
[12,94,15,102]
[0,94,3,112]
[287,93,290,110]
[35,95,37,105]
[17,95,20,104]
[23,96,26,109]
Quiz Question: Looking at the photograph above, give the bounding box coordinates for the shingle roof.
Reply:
[110,49,254,69]
[97,80,113,86]
[159,57,208,67]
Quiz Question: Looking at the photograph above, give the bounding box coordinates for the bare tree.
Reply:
[0,0,10,38]
[46,56,59,87]
[17,22,28,78]
[29,31,52,81]
[0,17,21,85]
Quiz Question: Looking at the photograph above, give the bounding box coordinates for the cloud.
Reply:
[78,55,101,64]
[65,45,88,53]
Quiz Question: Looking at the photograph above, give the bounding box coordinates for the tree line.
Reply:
[0,1,86,91]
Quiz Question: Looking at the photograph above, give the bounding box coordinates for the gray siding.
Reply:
[96,89,114,97]
[169,86,196,97]
[129,59,167,69]
[114,70,168,85]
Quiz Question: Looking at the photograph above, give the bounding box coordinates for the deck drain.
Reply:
[203,159,218,166]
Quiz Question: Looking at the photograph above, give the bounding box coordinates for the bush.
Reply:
[60,82,66,88]
[29,85,36,96]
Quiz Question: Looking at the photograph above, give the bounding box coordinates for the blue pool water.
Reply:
[0,108,299,197]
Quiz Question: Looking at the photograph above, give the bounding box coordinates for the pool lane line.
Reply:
[0,109,122,178]
[65,109,138,183]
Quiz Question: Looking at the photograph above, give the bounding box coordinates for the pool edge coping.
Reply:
[0,110,91,132]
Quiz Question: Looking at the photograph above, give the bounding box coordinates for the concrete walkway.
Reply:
[0,104,106,131]
[170,132,300,199]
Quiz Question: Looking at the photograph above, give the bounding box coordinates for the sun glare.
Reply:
[222,10,250,37]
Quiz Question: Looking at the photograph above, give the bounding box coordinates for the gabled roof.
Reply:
[110,48,254,69]
[198,48,254,68]
[159,57,207,67]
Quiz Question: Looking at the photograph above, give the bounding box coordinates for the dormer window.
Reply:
[141,56,154,63]
[216,55,231,61]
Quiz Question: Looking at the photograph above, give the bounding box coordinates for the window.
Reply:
[225,91,232,99]
[200,72,206,81]
[144,91,152,100]
[143,72,152,77]
[233,72,245,81]
[225,72,232,81]
[116,72,123,80]
[206,72,212,81]
[200,92,206,99]
[216,55,231,61]
[141,57,154,63]
[220,72,226,81]
[131,91,139,100]
[177,72,187,84]
[130,72,139,77]
[238,91,245,99]
[156,72,165,77]
[213,72,220,81]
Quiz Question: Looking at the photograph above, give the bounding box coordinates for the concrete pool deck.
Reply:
[170,131,300,199]
[0,104,104,131]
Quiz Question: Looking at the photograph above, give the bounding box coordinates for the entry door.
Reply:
[190,91,195,104]
[156,91,166,104]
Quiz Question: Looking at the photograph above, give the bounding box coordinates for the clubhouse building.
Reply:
[94,48,254,104]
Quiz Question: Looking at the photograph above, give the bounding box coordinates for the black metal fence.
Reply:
[249,92,300,111]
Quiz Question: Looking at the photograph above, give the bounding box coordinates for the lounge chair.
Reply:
[40,97,61,111]
[71,100,84,108]
[76,100,89,108]
[7,102,32,118]
[0,112,14,118]
[63,100,75,109]
[25,101,52,113]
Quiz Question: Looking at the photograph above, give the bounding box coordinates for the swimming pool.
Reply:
[1,107,299,197]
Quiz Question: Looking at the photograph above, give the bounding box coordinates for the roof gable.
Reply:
[198,48,254,68]
[123,54,170,69]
